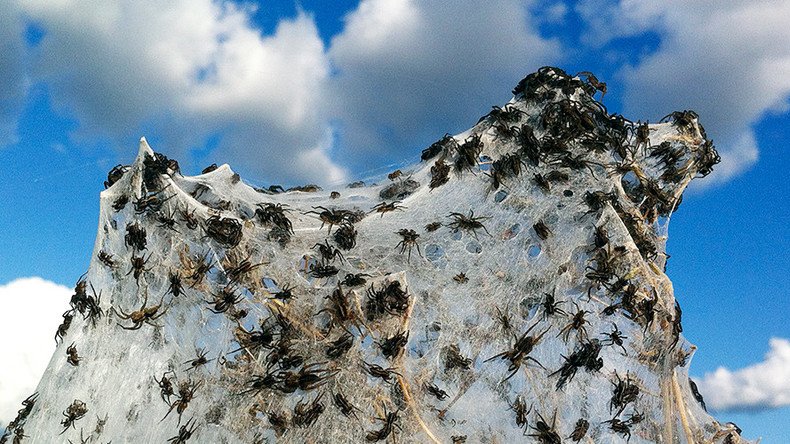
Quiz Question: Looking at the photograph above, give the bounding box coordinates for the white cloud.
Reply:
[577,0,790,185]
[693,338,790,412]
[326,0,561,170]
[0,277,71,427]
[13,0,337,185]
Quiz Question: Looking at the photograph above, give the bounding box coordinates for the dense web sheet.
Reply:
[3,67,745,443]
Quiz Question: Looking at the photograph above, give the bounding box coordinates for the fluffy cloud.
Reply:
[0,277,71,428]
[694,338,790,412]
[327,0,561,171]
[14,0,337,185]
[577,0,790,185]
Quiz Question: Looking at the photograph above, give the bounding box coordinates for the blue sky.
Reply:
[1,0,789,439]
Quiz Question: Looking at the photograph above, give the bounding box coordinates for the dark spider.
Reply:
[425,221,442,232]
[569,418,589,442]
[453,273,468,283]
[316,285,358,332]
[125,223,147,251]
[255,203,293,234]
[267,411,289,437]
[66,343,81,366]
[447,210,491,239]
[371,200,407,217]
[422,134,457,161]
[330,191,341,199]
[533,221,552,240]
[157,208,179,231]
[134,190,174,215]
[528,410,561,444]
[689,378,707,412]
[167,271,184,298]
[583,190,617,217]
[366,281,410,320]
[205,285,244,314]
[363,361,402,384]
[225,255,265,283]
[430,160,451,190]
[551,339,604,390]
[55,311,74,344]
[453,134,483,174]
[155,371,175,404]
[114,293,167,330]
[268,282,295,302]
[162,380,200,425]
[112,194,129,211]
[204,215,243,248]
[97,250,116,268]
[512,124,542,166]
[167,417,198,444]
[452,435,467,443]
[541,289,567,320]
[551,152,603,178]
[180,207,199,230]
[59,400,88,434]
[593,224,609,250]
[202,164,218,174]
[602,322,628,355]
[634,121,651,151]
[444,344,472,371]
[609,372,640,416]
[326,332,355,359]
[603,418,631,442]
[127,253,153,284]
[277,362,338,393]
[341,273,370,287]
[104,164,129,188]
[293,394,325,428]
[334,223,357,250]
[377,330,409,359]
[366,409,401,442]
[183,348,213,371]
[424,382,449,401]
[671,299,683,348]
[485,322,549,381]
[309,263,339,279]
[238,371,279,397]
[487,104,526,125]
[494,305,513,333]
[533,173,551,192]
[313,239,345,264]
[509,396,531,434]
[304,206,354,233]
[395,229,421,261]
[333,391,360,419]
[557,302,590,342]
[186,251,214,287]
[142,152,175,191]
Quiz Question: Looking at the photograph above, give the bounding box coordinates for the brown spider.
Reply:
[377,330,409,359]
[185,251,214,287]
[509,396,532,434]
[204,285,244,314]
[125,223,147,251]
[395,229,421,261]
[114,293,167,330]
[576,71,607,98]
[180,207,199,230]
[533,221,552,240]
[528,410,561,444]
[430,160,451,190]
[569,418,590,442]
[293,393,325,428]
[66,343,81,366]
[485,321,549,381]
[447,210,491,239]
[162,379,200,425]
[366,409,401,442]
[167,417,198,444]
[203,215,242,248]
[425,221,442,232]
[333,391,360,418]
[183,348,213,371]
[277,362,338,393]
[304,206,352,233]
[557,302,590,342]
[224,254,265,283]
[127,253,153,284]
[313,239,345,264]
[166,271,184,297]
[362,361,401,384]
[388,169,403,181]
[155,371,175,404]
[370,200,407,217]
[453,272,468,283]
[97,250,116,268]
[59,399,88,434]
[255,202,293,234]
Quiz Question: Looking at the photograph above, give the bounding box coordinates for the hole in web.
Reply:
[501,223,521,240]
[466,241,482,254]
[528,244,541,258]
[425,244,445,262]
[494,190,508,203]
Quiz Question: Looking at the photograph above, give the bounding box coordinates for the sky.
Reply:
[1,0,789,439]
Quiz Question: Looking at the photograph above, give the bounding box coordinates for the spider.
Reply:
[333,391,360,418]
[167,417,198,444]
[125,223,147,251]
[224,254,265,283]
[425,382,449,401]
[104,164,129,189]
[238,371,279,397]
[366,409,401,442]
[326,332,355,359]
[183,348,213,371]
[443,344,472,371]
[429,160,451,190]
[610,372,640,416]
[97,250,116,268]
[112,194,129,212]
[634,121,651,151]
[135,191,175,215]
[370,200,407,217]
[447,210,491,239]
[203,215,242,248]
[230,322,277,355]
[425,221,442,232]
[127,253,153,284]
[114,293,167,330]
[185,251,214,287]
[255,202,293,234]
[528,410,561,444]
[394,229,421,261]
[316,285,359,332]
[277,362,338,393]
[309,263,339,279]
[551,339,603,390]
[453,134,483,174]
[180,207,199,230]
[453,272,468,283]
[488,104,526,125]
[541,289,567,320]
[293,394,326,429]
[576,71,607,98]
[550,152,603,178]
[162,380,201,425]
[603,418,632,442]
[340,273,369,287]
[557,302,590,342]
[266,411,289,436]
[157,208,179,231]
[204,286,244,314]
[602,322,628,355]
[509,396,532,434]
[421,133,457,161]
[166,271,184,298]
[55,311,74,344]
[59,400,88,434]
[388,169,403,181]
[377,330,409,359]
[533,221,552,240]
[363,361,402,384]
[304,206,352,233]
[512,124,542,166]
[155,372,175,404]
[366,281,410,320]
[66,343,81,366]
[485,321,549,381]
[334,223,357,250]
[568,418,589,442]
[313,239,345,264]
